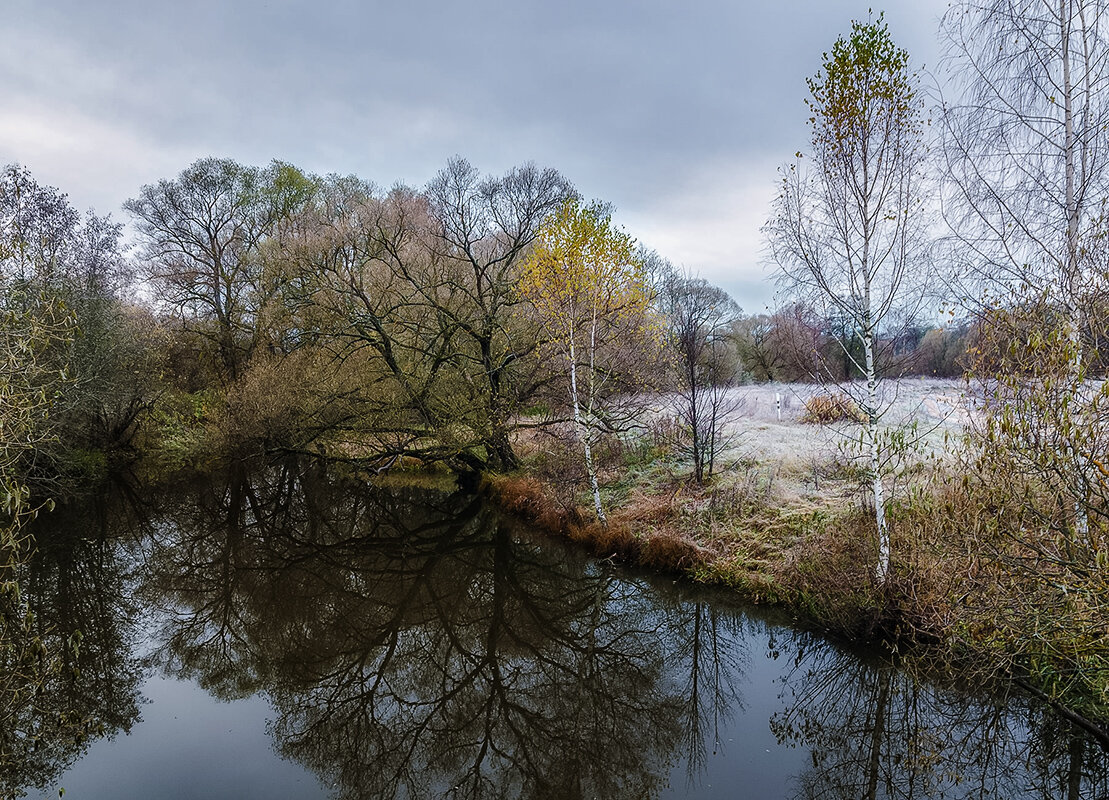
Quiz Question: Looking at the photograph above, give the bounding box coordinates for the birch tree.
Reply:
[767,17,929,583]
[941,0,1109,542]
[940,0,1109,321]
[520,199,653,527]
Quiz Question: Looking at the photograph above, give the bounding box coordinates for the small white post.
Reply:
[775,392,782,422]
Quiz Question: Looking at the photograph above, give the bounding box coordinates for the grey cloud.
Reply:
[2,0,947,308]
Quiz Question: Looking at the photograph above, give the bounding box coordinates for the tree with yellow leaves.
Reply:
[520,199,653,527]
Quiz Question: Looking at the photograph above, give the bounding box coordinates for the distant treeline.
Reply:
[731,305,970,383]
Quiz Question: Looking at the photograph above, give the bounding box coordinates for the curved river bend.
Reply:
[8,462,1109,799]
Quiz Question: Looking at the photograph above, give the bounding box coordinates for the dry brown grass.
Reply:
[800,392,868,424]
[488,474,584,534]
[486,473,712,572]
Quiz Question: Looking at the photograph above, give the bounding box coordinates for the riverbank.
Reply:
[484,379,1109,738]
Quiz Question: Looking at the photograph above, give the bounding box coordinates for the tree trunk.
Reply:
[569,333,607,527]
[863,669,891,800]
[1066,732,1084,800]
[485,424,519,472]
[864,331,890,584]
[1060,0,1091,541]
[582,429,606,528]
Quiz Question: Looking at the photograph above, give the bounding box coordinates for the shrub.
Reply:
[801,392,867,424]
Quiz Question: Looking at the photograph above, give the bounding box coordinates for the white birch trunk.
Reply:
[568,314,607,527]
[1061,0,1091,542]
[864,332,890,584]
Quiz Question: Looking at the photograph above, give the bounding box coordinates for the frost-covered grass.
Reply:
[511,376,979,579]
[653,377,974,474]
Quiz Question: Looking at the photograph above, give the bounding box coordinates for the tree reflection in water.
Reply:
[140,460,748,799]
[2,496,143,798]
[770,633,1109,799]
[25,457,1109,800]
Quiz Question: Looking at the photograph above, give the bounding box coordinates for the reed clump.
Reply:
[800,392,867,424]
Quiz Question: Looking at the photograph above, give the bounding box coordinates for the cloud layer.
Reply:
[2,0,946,308]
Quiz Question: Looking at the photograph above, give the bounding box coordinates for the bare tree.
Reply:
[941,0,1109,540]
[274,177,494,471]
[659,272,744,484]
[425,157,575,470]
[940,0,1109,320]
[767,16,930,583]
[0,165,128,296]
[126,158,316,381]
[272,162,576,473]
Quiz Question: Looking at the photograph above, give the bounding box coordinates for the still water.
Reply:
[7,460,1109,799]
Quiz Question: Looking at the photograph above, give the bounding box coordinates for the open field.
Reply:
[648,377,975,493]
[500,378,985,610]
[507,379,983,566]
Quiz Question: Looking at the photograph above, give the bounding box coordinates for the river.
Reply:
[5,459,1108,799]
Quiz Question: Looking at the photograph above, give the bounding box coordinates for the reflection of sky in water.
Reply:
[659,623,811,800]
[18,468,1109,800]
[37,677,327,800]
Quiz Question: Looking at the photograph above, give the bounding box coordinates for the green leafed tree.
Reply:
[0,287,77,789]
[1,165,155,479]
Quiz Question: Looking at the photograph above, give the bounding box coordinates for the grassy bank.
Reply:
[484,414,1109,738]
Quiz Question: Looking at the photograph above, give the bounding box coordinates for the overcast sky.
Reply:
[2,0,949,310]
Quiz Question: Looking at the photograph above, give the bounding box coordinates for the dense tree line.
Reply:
[0,157,675,487]
[0,151,987,506]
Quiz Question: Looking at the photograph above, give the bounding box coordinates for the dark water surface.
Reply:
[8,461,1109,799]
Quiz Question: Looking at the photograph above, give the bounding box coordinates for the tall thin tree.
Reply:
[520,199,654,527]
[767,16,929,583]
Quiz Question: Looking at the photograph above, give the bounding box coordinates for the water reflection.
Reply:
[12,460,1109,799]
[770,634,1109,799]
[139,461,747,798]
[2,497,143,798]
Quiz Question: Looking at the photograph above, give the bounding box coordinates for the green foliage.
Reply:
[0,281,99,797]
[0,163,156,495]
[953,285,1109,716]
[807,13,920,158]
[144,389,221,475]
[969,288,1109,547]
